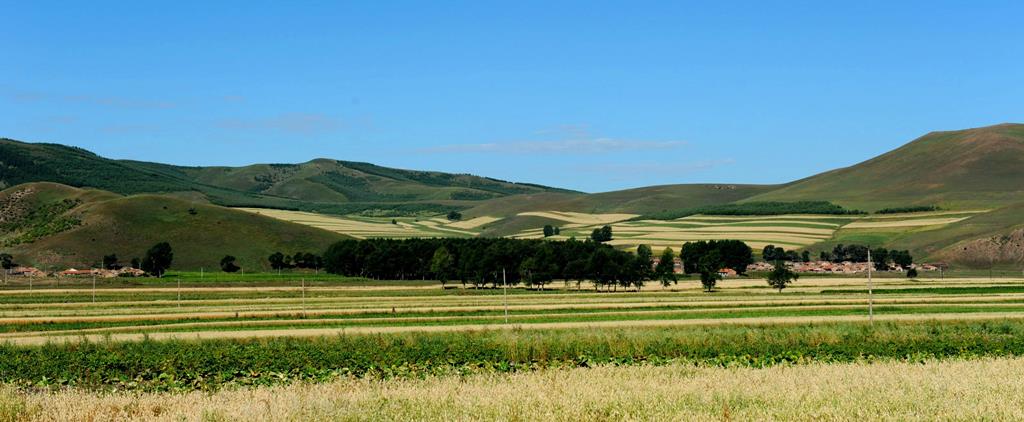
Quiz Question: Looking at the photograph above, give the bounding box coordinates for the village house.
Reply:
[9,266,46,277]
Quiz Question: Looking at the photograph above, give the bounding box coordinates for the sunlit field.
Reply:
[8,358,1024,421]
[240,208,988,252]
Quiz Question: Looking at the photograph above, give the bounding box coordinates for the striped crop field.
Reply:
[236,208,490,239]
[240,208,988,252]
[2,275,1024,346]
[3,274,1024,421]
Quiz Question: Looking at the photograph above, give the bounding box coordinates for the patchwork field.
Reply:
[1,274,1024,420]
[242,208,990,257]
[1,275,1023,346]
[236,208,484,239]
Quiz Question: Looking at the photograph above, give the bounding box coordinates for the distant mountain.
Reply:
[0,138,573,215]
[0,182,347,270]
[747,124,1024,210]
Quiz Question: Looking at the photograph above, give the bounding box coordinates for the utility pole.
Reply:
[503,268,508,324]
[867,248,874,324]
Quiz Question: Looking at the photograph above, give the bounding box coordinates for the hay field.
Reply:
[236,208,490,239]
[13,357,1024,421]
[3,275,1024,346]
[241,207,985,252]
[510,210,987,251]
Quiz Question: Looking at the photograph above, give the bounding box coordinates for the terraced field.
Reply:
[2,275,1023,346]
[236,208,484,239]
[239,208,991,258]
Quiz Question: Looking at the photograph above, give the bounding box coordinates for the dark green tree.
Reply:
[907,268,919,278]
[141,242,173,277]
[891,250,913,268]
[102,254,119,270]
[220,255,240,273]
[655,247,677,288]
[801,250,811,263]
[446,211,462,221]
[871,248,890,271]
[543,225,554,237]
[430,246,454,288]
[698,250,723,292]
[268,252,288,270]
[766,261,799,292]
[0,254,15,270]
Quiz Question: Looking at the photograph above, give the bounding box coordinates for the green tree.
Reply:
[141,242,173,277]
[891,250,913,268]
[801,250,811,263]
[430,246,454,288]
[0,254,15,270]
[907,268,919,278]
[766,261,799,292]
[871,248,890,271]
[655,247,677,288]
[635,244,654,281]
[446,211,462,221]
[543,225,554,237]
[590,225,613,243]
[102,254,119,270]
[220,255,240,273]
[268,252,288,270]
[698,250,723,292]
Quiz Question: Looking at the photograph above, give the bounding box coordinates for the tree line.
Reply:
[323,238,682,291]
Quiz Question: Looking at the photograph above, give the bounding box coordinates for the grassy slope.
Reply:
[746,124,1024,210]
[0,138,568,214]
[1,183,348,271]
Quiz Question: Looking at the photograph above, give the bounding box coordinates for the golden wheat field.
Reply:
[6,357,1024,421]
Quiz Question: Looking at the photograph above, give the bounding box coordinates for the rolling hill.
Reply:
[0,182,348,270]
[747,124,1024,210]
[0,138,572,216]
[3,123,1023,268]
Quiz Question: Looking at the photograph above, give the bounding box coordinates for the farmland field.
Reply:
[242,208,990,258]
[2,274,1024,420]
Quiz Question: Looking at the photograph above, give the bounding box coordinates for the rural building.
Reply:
[718,268,738,277]
[9,266,46,277]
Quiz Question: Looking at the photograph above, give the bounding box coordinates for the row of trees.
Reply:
[324,238,671,291]
[268,251,324,271]
[818,244,913,269]
[762,245,810,263]
[679,240,754,291]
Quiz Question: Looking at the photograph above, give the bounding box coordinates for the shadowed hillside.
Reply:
[0,138,572,216]
[0,183,348,270]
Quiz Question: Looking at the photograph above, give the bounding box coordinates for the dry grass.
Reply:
[447,216,501,229]
[517,211,638,225]
[7,357,1024,421]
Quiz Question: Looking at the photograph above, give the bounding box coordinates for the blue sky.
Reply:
[2,1,1022,193]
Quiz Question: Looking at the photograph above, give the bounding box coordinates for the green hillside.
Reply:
[747,124,1024,210]
[0,138,570,216]
[0,183,348,271]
